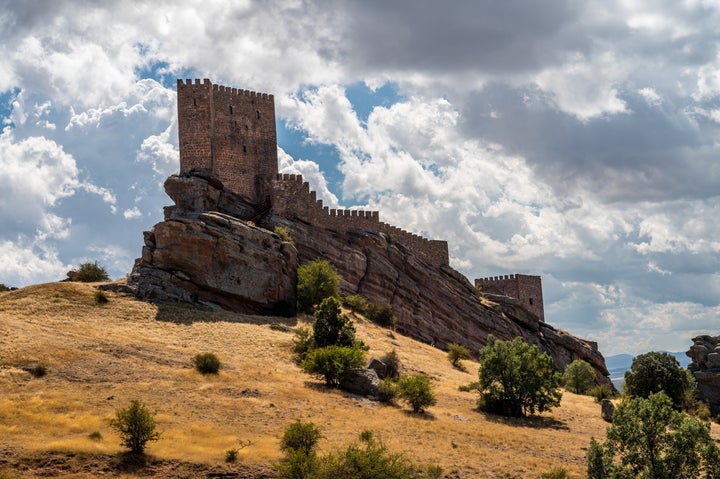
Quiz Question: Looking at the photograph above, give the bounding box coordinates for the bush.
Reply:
[376,377,399,403]
[540,468,568,479]
[292,326,315,361]
[276,421,321,478]
[276,448,320,479]
[281,421,322,455]
[301,345,366,387]
[426,464,443,479]
[297,260,340,313]
[624,351,694,409]
[380,349,402,379]
[366,303,396,328]
[587,392,720,478]
[317,433,420,479]
[94,289,109,305]
[588,383,614,402]
[274,226,295,244]
[28,364,47,378]
[225,448,239,463]
[477,335,562,417]
[343,294,369,314]
[312,297,356,348]
[447,343,470,368]
[562,359,595,394]
[0,284,12,292]
[398,374,436,413]
[110,399,160,454]
[66,261,110,282]
[192,352,221,374]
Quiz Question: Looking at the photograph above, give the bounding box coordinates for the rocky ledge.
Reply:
[687,335,720,414]
[129,170,610,384]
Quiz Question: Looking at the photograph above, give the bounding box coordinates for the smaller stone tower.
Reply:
[177,79,277,204]
[475,274,545,321]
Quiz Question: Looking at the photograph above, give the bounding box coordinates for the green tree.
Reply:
[66,261,110,282]
[587,392,720,479]
[562,359,596,394]
[624,351,694,409]
[297,259,340,313]
[447,343,471,368]
[397,374,437,413]
[300,345,366,387]
[317,433,420,479]
[276,421,321,479]
[312,297,356,348]
[477,336,562,417]
[110,399,160,454]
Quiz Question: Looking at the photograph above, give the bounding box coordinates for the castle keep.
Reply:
[176,79,543,312]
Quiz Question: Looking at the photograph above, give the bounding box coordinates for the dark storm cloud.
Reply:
[327,0,588,74]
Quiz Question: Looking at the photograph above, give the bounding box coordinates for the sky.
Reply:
[2,0,720,356]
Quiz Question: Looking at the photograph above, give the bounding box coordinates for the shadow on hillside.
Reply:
[402,410,437,421]
[153,302,299,328]
[480,412,568,430]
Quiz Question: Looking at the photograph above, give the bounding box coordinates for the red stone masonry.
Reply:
[475,274,545,321]
[177,79,277,203]
[177,79,449,267]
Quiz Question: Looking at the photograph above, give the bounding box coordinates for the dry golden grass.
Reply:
[2,282,715,478]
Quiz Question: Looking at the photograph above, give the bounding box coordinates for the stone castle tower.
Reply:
[177,79,277,204]
[475,274,545,321]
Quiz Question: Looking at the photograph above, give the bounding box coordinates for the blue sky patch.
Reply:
[345,81,403,124]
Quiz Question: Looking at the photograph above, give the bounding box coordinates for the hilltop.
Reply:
[0,281,662,478]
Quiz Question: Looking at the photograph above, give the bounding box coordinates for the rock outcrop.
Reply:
[687,335,720,414]
[130,170,610,384]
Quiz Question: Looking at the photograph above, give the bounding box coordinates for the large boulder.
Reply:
[687,336,720,414]
[340,368,380,396]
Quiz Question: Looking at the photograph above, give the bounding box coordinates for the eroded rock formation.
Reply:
[129,171,610,384]
[687,335,720,413]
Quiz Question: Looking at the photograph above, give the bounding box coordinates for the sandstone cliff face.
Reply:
[130,171,610,383]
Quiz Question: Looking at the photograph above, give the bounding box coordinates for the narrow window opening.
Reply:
[529,298,534,306]
[245,124,249,130]
[243,145,247,153]
[193,98,197,106]
[228,105,233,115]
[255,110,260,119]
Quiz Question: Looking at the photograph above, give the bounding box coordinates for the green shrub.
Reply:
[192,352,221,374]
[225,448,239,463]
[587,392,720,478]
[312,297,356,348]
[66,261,110,282]
[300,345,366,387]
[447,342,470,368]
[426,464,443,479]
[317,433,420,479]
[94,289,109,305]
[380,349,402,379]
[27,364,47,378]
[280,421,322,455]
[0,284,11,292]
[562,359,595,394]
[297,259,340,313]
[540,467,568,479]
[695,401,712,422]
[376,377,399,403]
[274,226,295,244]
[110,399,160,454]
[292,326,315,360]
[477,335,562,417]
[276,448,320,479]
[624,351,694,409]
[88,431,103,441]
[359,429,374,442]
[398,374,436,413]
[343,294,369,314]
[459,381,479,393]
[366,303,396,328]
[588,383,614,402]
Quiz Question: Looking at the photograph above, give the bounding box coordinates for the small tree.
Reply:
[397,374,436,413]
[301,345,366,387]
[477,335,562,417]
[587,392,720,478]
[562,359,596,394]
[281,421,322,455]
[366,303,396,328]
[312,297,356,348]
[447,343,471,368]
[624,351,694,409]
[110,400,160,454]
[297,260,340,313]
[66,261,110,282]
[276,421,322,479]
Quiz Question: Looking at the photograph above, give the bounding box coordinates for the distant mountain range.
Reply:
[606,352,691,389]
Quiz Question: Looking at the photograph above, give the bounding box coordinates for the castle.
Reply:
[177,79,544,321]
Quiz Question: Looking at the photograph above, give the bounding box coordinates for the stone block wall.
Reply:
[475,274,544,321]
[177,79,277,203]
[272,174,449,267]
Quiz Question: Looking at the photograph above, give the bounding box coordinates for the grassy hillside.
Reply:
[0,282,687,478]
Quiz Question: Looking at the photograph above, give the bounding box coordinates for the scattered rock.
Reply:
[367,358,388,379]
[340,368,380,396]
[687,335,720,414]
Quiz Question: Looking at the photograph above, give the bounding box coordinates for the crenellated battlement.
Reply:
[475,274,544,321]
